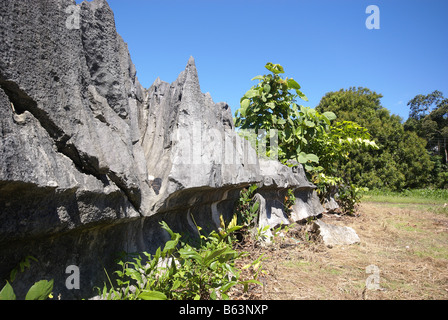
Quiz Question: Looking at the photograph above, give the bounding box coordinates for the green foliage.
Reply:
[307,120,378,193]
[24,280,54,300]
[235,62,325,165]
[99,217,262,300]
[430,156,448,189]
[8,255,38,283]
[0,256,54,300]
[234,184,260,227]
[407,90,447,122]
[235,65,376,172]
[233,184,297,244]
[404,90,447,188]
[336,184,368,216]
[235,65,377,214]
[0,282,15,300]
[284,188,296,218]
[316,87,435,191]
[254,225,272,243]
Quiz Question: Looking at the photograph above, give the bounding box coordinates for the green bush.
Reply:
[234,184,260,228]
[234,64,377,215]
[98,216,262,300]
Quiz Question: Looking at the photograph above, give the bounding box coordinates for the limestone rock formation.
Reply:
[312,220,360,248]
[0,0,323,299]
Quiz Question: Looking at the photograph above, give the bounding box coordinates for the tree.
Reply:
[404,90,448,161]
[407,90,446,121]
[234,62,332,167]
[317,87,434,190]
[404,91,448,188]
[234,64,377,210]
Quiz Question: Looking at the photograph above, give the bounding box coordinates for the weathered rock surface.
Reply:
[0,0,323,299]
[312,220,360,248]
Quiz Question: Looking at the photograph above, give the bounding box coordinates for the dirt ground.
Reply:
[230,202,448,300]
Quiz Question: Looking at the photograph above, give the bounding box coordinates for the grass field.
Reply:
[362,189,448,205]
[231,191,448,300]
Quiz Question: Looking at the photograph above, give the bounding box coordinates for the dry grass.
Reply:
[230,202,448,300]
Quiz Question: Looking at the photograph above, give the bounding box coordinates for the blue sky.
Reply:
[78,0,448,121]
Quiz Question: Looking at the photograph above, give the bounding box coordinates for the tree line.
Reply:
[316,87,447,190]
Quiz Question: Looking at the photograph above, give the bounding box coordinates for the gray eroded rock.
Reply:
[312,220,360,247]
[256,159,322,228]
[321,186,340,212]
[0,0,323,299]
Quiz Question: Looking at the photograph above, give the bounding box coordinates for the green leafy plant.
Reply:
[98,216,262,300]
[234,184,260,228]
[0,256,54,300]
[309,120,377,211]
[254,225,271,243]
[241,253,267,285]
[235,64,378,214]
[284,188,296,218]
[337,184,368,216]
[234,63,334,166]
